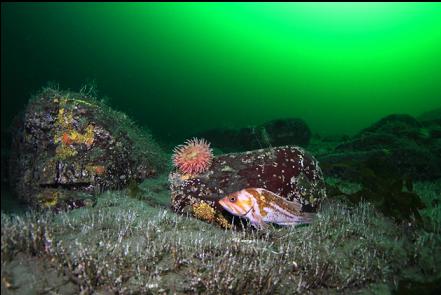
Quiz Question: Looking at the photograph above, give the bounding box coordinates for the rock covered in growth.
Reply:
[320,114,441,180]
[169,146,326,227]
[9,87,166,208]
[260,118,311,148]
[193,118,311,153]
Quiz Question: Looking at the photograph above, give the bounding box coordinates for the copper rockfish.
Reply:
[219,188,315,229]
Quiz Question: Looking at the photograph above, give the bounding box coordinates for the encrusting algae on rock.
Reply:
[53,99,96,160]
[37,189,61,208]
[192,201,233,229]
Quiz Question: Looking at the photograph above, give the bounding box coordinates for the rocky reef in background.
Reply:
[314,114,440,224]
[192,118,311,153]
[417,107,441,122]
[319,114,441,181]
[8,86,167,210]
[191,113,440,182]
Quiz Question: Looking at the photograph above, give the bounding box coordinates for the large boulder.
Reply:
[319,114,441,180]
[418,109,441,140]
[169,145,326,228]
[417,107,441,122]
[261,118,311,147]
[9,87,166,209]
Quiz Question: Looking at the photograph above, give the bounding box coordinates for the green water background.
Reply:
[2,3,441,144]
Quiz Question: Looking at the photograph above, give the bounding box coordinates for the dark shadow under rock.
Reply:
[323,153,426,223]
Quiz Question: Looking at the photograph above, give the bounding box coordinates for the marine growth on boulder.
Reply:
[9,86,166,210]
[318,114,441,180]
[169,142,326,228]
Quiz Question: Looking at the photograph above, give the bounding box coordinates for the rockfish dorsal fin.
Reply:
[254,188,303,214]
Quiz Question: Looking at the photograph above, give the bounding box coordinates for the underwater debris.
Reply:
[8,86,166,209]
[169,145,326,227]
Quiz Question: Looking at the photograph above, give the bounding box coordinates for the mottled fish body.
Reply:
[218,188,315,229]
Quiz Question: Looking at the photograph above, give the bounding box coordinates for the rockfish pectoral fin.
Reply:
[248,210,268,230]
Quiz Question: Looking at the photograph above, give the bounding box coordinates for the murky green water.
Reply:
[2,4,441,294]
[2,2,441,140]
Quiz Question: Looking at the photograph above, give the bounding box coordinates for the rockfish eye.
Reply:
[229,196,237,202]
